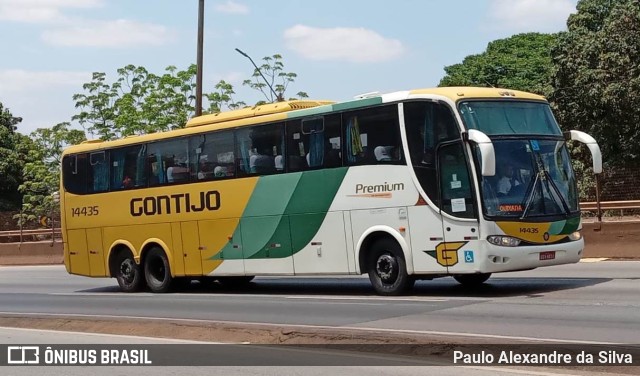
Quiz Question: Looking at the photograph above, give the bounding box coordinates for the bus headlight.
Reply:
[487,235,521,247]
[568,231,582,241]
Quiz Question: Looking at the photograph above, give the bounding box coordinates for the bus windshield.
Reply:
[459,101,561,136]
[479,139,579,219]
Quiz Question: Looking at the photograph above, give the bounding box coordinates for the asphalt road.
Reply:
[0,262,639,344]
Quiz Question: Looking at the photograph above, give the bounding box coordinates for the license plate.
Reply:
[539,251,556,261]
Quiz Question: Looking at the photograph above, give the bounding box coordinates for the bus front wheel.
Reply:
[144,247,173,293]
[114,251,144,293]
[454,273,491,287]
[367,238,413,296]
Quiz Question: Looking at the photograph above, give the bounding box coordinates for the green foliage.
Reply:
[551,0,640,166]
[0,103,33,210]
[1,102,22,132]
[204,80,247,113]
[73,65,198,140]
[14,123,86,226]
[439,33,558,96]
[242,54,308,103]
[72,55,307,141]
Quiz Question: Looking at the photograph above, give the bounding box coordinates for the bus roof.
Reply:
[63,86,546,155]
[408,87,546,101]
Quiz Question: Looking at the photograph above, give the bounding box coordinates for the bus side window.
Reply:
[236,123,283,177]
[111,145,147,190]
[286,119,306,172]
[189,130,235,181]
[62,154,88,194]
[88,151,109,193]
[147,138,189,186]
[286,114,342,172]
[343,105,403,166]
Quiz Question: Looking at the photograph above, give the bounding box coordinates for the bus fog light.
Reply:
[568,231,582,241]
[487,235,521,247]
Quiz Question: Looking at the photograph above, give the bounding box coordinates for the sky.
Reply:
[0,0,579,136]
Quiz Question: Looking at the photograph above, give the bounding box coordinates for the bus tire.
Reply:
[217,276,255,287]
[367,238,413,296]
[454,273,491,287]
[114,251,144,293]
[144,247,173,293]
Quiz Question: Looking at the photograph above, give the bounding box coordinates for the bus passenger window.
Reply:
[343,105,403,166]
[110,145,147,190]
[286,114,342,172]
[189,130,234,181]
[89,151,109,193]
[147,138,189,186]
[236,123,283,176]
[62,154,88,194]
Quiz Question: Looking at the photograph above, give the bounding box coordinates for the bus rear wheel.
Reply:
[114,251,144,293]
[367,238,413,296]
[144,247,173,293]
[454,273,491,287]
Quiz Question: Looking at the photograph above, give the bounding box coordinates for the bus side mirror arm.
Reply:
[564,130,603,174]
[464,130,495,177]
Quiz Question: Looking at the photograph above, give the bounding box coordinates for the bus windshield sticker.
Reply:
[451,198,466,213]
[531,140,540,151]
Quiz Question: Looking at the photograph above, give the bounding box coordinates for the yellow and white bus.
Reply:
[60,87,602,295]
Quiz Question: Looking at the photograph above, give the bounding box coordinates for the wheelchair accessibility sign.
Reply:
[463,251,475,263]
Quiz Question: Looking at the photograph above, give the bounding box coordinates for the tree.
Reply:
[439,33,558,97]
[72,54,308,141]
[0,103,34,210]
[205,80,247,113]
[14,123,86,226]
[73,65,198,140]
[242,54,308,103]
[551,0,640,166]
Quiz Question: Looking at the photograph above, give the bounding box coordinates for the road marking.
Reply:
[580,258,609,263]
[47,292,449,303]
[284,296,446,302]
[0,311,622,345]
[461,365,584,376]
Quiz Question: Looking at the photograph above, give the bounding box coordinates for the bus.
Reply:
[60,87,602,295]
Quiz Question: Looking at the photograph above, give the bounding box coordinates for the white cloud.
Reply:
[214,1,249,15]
[0,0,103,23]
[41,19,175,48]
[283,25,405,63]
[0,69,90,94]
[487,0,576,33]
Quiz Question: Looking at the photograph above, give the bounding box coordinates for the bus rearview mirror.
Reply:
[565,130,603,174]
[466,129,495,177]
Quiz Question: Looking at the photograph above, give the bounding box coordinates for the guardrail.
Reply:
[0,228,61,243]
[580,200,640,211]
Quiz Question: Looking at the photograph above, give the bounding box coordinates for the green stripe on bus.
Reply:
[212,168,348,261]
[559,216,580,234]
[331,97,382,112]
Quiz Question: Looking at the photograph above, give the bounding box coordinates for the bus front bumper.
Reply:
[477,238,584,274]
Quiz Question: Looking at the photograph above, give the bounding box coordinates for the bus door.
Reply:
[437,141,478,272]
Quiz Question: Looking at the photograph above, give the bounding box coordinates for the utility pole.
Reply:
[195,0,205,116]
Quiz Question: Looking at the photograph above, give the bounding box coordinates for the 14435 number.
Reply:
[71,206,99,217]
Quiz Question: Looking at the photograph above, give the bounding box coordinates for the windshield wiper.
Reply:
[542,170,571,215]
[520,153,571,219]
